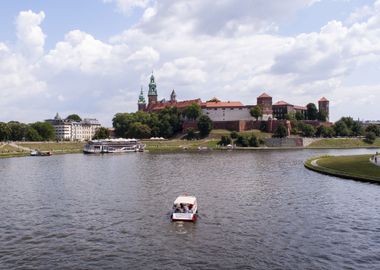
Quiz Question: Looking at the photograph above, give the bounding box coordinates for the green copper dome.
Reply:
[148,73,157,96]
[138,87,146,104]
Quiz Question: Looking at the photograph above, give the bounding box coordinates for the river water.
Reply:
[0,148,380,269]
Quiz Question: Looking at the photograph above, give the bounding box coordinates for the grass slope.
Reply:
[308,138,380,148]
[305,155,380,183]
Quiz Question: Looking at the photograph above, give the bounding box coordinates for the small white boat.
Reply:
[171,195,197,222]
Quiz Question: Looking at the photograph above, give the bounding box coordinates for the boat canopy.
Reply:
[174,196,196,205]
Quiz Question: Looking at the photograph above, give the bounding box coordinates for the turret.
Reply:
[148,73,158,104]
[138,87,147,111]
[170,89,177,102]
[318,97,329,122]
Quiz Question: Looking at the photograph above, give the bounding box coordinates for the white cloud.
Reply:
[15,10,46,61]
[2,1,380,125]
[103,0,151,14]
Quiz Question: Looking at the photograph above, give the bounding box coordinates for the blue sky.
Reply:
[0,0,379,126]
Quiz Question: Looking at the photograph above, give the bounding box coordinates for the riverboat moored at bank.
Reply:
[83,138,145,154]
[171,195,197,222]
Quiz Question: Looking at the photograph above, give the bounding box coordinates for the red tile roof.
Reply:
[149,99,202,111]
[203,101,245,108]
[294,105,307,110]
[273,101,292,106]
[257,93,272,98]
[319,97,329,102]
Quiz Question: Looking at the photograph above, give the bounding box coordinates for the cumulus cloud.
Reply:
[1,1,380,124]
[15,10,46,61]
[103,0,151,14]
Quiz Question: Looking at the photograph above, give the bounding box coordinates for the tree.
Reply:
[92,127,110,140]
[306,103,318,120]
[364,132,376,144]
[25,127,43,141]
[184,103,201,120]
[235,135,249,147]
[185,128,197,140]
[273,124,288,138]
[316,125,335,138]
[230,131,238,139]
[250,106,263,121]
[218,135,231,146]
[248,134,259,147]
[295,111,305,121]
[300,124,316,137]
[30,122,55,141]
[351,121,364,136]
[317,111,328,122]
[365,125,380,137]
[0,122,11,141]
[197,115,213,137]
[66,114,82,122]
[126,122,151,139]
[334,120,351,137]
[285,111,296,121]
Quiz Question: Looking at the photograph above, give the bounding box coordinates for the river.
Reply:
[0,148,379,269]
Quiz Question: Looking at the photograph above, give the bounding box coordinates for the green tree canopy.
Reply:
[333,120,351,137]
[92,127,110,140]
[316,125,335,138]
[250,106,263,120]
[300,124,316,137]
[66,114,82,122]
[365,125,380,137]
[364,132,376,144]
[126,122,151,139]
[30,122,55,141]
[0,122,11,141]
[197,115,213,137]
[306,103,318,120]
[317,111,328,122]
[273,124,288,138]
[295,111,305,121]
[184,103,202,120]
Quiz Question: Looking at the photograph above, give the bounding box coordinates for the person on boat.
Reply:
[183,204,189,213]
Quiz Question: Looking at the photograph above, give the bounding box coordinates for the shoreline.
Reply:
[304,155,380,184]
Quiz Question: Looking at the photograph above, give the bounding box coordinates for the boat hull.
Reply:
[171,213,197,222]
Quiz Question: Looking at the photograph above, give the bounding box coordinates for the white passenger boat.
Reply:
[171,195,198,222]
[83,138,145,154]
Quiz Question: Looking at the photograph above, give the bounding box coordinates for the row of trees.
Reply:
[218,131,262,147]
[0,121,55,141]
[113,104,213,139]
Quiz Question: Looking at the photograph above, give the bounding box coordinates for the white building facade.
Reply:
[201,101,255,122]
[46,114,101,141]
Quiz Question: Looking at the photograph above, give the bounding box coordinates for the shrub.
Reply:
[230,131,238,139]
[218,135,231,146]
[185,128,196,140]
[273,124,287,138]
[364,132,376,144]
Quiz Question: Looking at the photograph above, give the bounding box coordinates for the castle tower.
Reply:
[318,97,329,121]
[148,73,158,105]
[257,92,273,119]
[170,89,177,102]
[138,87,147,111]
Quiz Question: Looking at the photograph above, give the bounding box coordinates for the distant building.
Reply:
[136,73,330,132]
[46,113,101,141]
[318,97,330,121]
[201,100,253,121]
[272,101,307,120]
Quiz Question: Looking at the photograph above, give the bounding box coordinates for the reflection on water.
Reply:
[0,148,379,269]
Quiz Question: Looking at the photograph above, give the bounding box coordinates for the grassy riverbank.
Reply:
[305,155,380,183]
[0,142,85,158]
[307,138,380,148]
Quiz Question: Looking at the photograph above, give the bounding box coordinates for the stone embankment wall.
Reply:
[264,138,321,147]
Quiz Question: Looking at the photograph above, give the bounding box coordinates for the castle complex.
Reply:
[137,74,330,132]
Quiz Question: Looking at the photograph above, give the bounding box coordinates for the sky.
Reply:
[0,0,379,126]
